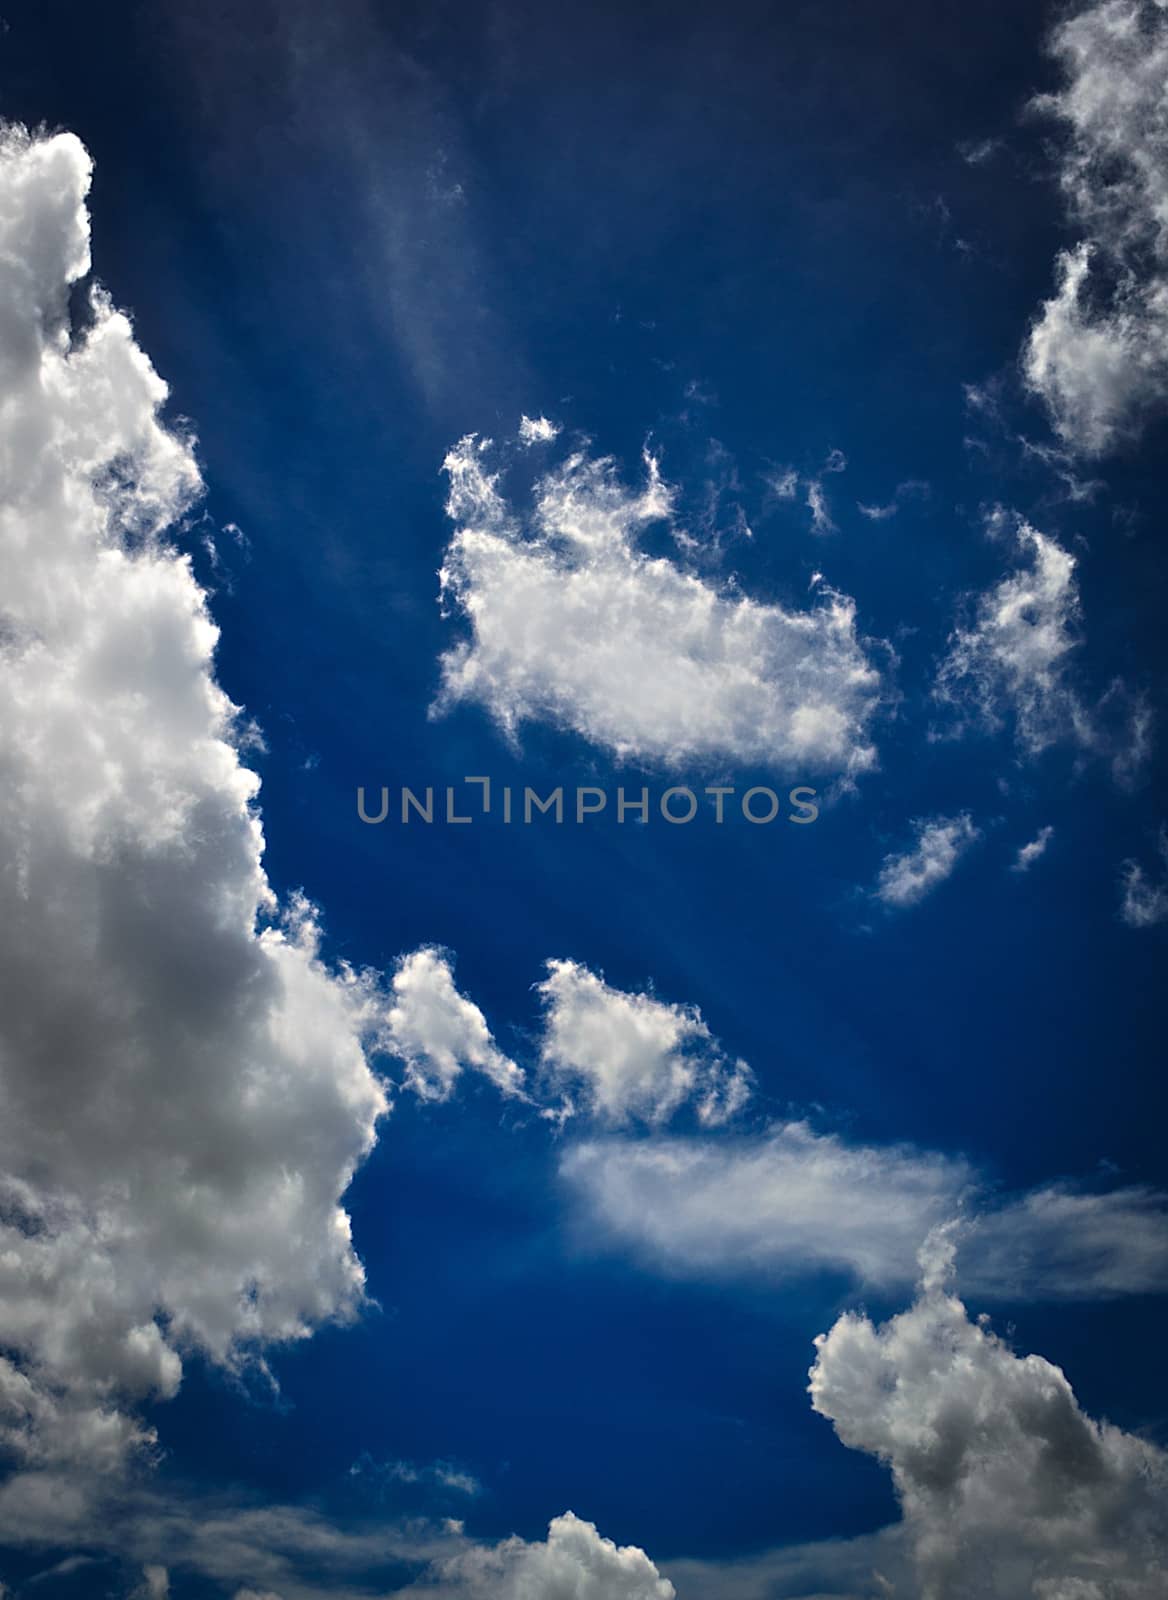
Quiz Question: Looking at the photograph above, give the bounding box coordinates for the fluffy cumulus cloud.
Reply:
[536,959,752,1126]
[562,1129,1168,1301]
[1024,0,1168,454]
[427,1512,675,1600]
[1120,827,1168,927]
[874,814,980,909]
[386,946,525,1102]
[811,1244,1168,1598]
[385,953,752,1125]
[434,433,886,776]
[0,126,389,1481]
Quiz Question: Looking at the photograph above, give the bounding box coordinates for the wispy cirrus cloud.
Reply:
[1120,827,1168,928]
[561,1128,1168,1303]
[1011,824,1054,873]
[562,1125,971,1290]
[873,814,981,909]
[935,513,1083,752]
[856,479,930,521]
[764,448,846,536]
[933,508,1149,778]
[0,1480,674,1600]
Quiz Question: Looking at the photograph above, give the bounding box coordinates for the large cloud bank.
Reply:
[0,126,389,1484]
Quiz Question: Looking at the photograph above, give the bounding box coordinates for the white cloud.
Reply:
[1120,827,1168,927]
[350,1455,482,1498]
[1018,436,1104,504]
[434,434,885,776]
[874,814,980,908]
[386,946,525,1102]
[517,413,560,446]
[962,1184,1168,1301]
[811,1248,1168,1598]
[536,960,752,1127]
[933,510,1148,778]
[0,1484,672,1600]
[935,513,1083,753]
[959,136,1003,166]
[61,1492,454,1600]
[427,1511,675,1600]
[385,952,754,1126]
[663,1532,910,1600]
[857,479,930,521]
[765,467,800,499]
[1023,0,1168,455]
[131,1568,170,1600]
[1012,824,1055,872]
[563,1130,1168,1302]
[805,479,836,535]
[0,126,388,1477]
[562,1125,971,1288]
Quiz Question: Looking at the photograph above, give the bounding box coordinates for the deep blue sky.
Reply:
[2,1,1166,1592]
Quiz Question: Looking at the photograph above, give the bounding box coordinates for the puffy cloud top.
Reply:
[431,1511,675,1600]
[386,946,525,1102]
[537,959,752,1126]
[434,433,886,777]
